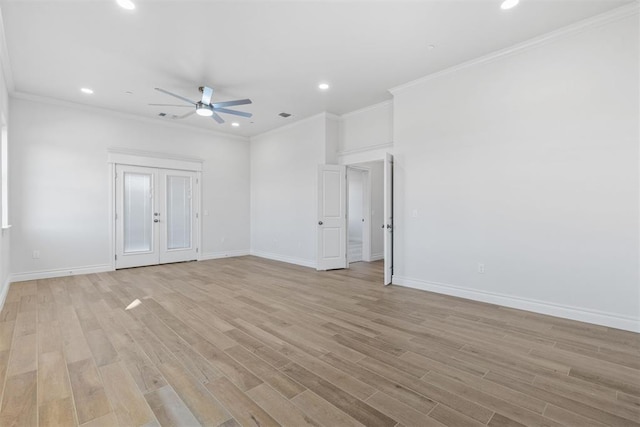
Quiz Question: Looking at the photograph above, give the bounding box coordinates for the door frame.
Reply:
[107,148,203,270]
[340,151,393,285]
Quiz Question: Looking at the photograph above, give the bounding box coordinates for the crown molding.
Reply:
[390,2,639,94]
[340,99,393,120]
[337,142,393,157]
[107,147,203,164]
[10,91,250,141]
[325,112,340,121]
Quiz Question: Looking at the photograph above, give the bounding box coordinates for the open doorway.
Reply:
[317,155,392,284]
[347,161,384,268]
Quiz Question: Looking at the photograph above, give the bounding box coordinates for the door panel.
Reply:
[116,165,198,269]
[317,165,347,271]
[160,170,198,264]
[384,153,393,285]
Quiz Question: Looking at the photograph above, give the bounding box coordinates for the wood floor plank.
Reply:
[157,358,232,426]
[282,362,397,427]
[291,389,365,427]
[144,385,200,427]
[0,321,15,352]
[78,412,118,427]
[365,391,446,427]
[39,396,77,427]
[84,328,119,367]
[205,376,280,427]
[7,333,37,376]
[38,351,72,405]
[319,352,437,415]
[0,370,38,427]
[225,344,305,399]
[99,361,158,427]
[357,356,495,424]
[67,358,112,425]
[247,383,320,426]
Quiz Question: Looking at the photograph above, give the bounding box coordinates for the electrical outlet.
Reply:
[478,263,485,274]
[32,250,40,259]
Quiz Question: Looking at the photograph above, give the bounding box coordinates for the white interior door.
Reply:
[317,164,347,271]
[115,165,198,269]
[384,153,393,285]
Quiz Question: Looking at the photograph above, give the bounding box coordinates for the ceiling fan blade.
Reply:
[173,110,196,120]
[154,87,197,105]
[211,112,225,124]
[214,107,252,118]
[201,86,213,105]
[148,103,192,108]
[212,99,252,108]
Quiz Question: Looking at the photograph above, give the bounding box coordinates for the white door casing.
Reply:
[317,164,347,271]
[115,165,198,269]
[383,153,393,285]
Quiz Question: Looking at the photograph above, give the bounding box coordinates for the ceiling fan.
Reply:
[150,86,252,123]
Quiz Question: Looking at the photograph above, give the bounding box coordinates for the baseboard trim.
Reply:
[10,264,114,283]
[392,276,640,333]
[199,250,250,261]
[370,253,384,261]
[0,275,11,313]
[250,250,316,269]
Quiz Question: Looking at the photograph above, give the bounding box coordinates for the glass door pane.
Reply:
[123,172,153,253]
[166,175,192,250]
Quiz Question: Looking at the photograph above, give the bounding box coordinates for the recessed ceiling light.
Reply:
[318,83,330,90]
[501,0,519,10]
[231,122,240,127]
[81,88,94,95]
[116,0,136,10]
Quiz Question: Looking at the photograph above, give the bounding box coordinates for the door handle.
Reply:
[154,219,160,223]
[386,224,392,229]
[318,221,323,225]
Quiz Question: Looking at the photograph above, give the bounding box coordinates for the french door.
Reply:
[115,165,198,269]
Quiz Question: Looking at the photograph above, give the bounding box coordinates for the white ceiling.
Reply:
[0,0,631,137]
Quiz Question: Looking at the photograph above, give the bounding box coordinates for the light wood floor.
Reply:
[0,257,638,427]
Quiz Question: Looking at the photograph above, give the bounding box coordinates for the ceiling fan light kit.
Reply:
[152,86,252,124]
[195,102,214,117]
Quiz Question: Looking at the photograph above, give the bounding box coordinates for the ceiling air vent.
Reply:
[158,112,167,117]
[278,112,292,118]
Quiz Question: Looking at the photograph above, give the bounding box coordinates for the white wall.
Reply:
[10,97,250,279]
[392,14,639,331]
[339,101,393,155]
[250,114,327,267]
